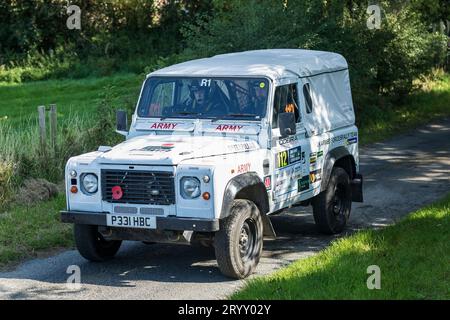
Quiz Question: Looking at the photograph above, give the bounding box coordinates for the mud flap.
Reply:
[351,174,364,202]
[262,214,277,239]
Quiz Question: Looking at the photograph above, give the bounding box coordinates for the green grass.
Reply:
[232,195,450,300]
[0,195,72,267]
[359,74,450,145]
[0,73,142,126]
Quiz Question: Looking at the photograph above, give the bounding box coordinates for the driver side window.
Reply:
[272,83,300,129]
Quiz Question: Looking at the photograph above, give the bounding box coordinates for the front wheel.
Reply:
[74,224,122,262]
[214,199,263,279]
[312,167,352,234]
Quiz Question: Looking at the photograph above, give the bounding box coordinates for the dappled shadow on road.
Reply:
[0,213,325,288]
[0,213,336,300]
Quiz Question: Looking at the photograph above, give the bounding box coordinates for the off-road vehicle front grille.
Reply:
[101,170,175,205]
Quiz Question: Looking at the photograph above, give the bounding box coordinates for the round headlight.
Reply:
[180,177,201,199]
[81,173,98,194]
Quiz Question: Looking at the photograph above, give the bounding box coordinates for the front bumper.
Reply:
[60,211,219,232]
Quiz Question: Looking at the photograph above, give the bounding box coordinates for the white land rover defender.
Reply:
[61,49,363,279]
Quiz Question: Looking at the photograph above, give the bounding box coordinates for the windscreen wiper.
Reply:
[228,113,259,118]
[159,111,200,120]
[175,111,202,116]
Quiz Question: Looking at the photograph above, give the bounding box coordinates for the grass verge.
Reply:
[359,73,450,145]
[0,195,72,268]
[231,194,450,300]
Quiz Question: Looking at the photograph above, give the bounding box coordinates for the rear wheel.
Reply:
[214,199,263,279]
[74,224,122,262]
[312,167,352,234]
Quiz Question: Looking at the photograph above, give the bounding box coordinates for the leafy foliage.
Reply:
[182,0,448,105]
[0,0,213,80]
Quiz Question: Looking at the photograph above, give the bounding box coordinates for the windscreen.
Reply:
[137,77,269,121]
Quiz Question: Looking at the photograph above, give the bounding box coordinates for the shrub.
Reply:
[0,47,77,83]
[0,80,139,206]
[0,1,213,82]
[0,115,90,181]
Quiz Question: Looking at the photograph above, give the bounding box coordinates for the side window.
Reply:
[303,83,313,114]
[272,84,300,129]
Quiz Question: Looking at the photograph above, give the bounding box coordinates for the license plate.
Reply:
[106,214,156,229]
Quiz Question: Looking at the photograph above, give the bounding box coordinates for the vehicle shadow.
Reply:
[0,212,325,288]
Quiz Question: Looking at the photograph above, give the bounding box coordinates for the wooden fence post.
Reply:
[38,106,46,155]
[49,104,57,153]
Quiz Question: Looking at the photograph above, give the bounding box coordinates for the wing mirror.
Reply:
[279,112,296,138]
[116,110,128,136]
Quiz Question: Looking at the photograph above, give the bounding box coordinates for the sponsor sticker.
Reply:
[347,137,358,145]
[310,169,322,184]
[319,132,358,147]
[289,147,302,164]
[264,176,272,190]
[309,151,324,170]
[278,136,298,146]
[298,176,310,192]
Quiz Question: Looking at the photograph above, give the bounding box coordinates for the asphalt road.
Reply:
[1,118,449,300]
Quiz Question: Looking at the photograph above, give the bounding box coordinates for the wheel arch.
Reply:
[322,146,356,189]
[220,172,276,238]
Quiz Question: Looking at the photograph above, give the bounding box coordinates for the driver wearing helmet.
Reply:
[190,82,208,110]
[189,80,221,115]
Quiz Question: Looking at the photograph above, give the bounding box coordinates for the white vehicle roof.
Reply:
[149,49,348,80]
[148,49,355,135]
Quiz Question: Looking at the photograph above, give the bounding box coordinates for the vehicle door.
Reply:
[271,82,311,206]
